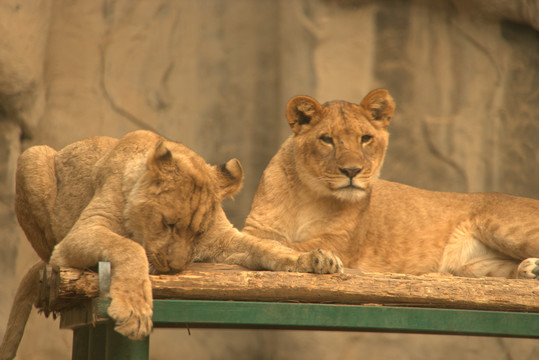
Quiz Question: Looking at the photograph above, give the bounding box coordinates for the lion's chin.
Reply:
[332,185,368,202]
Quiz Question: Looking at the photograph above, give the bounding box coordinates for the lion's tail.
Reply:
[0,261,44,360]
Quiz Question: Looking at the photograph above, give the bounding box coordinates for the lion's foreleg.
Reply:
[225,231,343,274]
[0,262,44,360]
[50,225,153,340]
[200,215,343,274]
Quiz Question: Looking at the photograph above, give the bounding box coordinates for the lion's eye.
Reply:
[361,135,373,144]
[319,135,334,145]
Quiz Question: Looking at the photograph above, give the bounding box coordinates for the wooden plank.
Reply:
[50,263,539,312]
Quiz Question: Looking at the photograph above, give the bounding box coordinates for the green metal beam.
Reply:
[71,322,149,360]
[61,299,539,339]
[150,300,539,338]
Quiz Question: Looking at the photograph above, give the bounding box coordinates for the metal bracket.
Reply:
[98,261,111,298]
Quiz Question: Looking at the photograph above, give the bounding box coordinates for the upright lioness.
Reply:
[243,89,539,279]
[0,130,341,360]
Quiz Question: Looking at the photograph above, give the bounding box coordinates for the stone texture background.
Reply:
[1,0,538,359]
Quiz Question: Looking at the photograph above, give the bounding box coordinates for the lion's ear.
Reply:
[147,140,174,176]
[286,96,322,135]
[360,89,395,129]
[215,158,244,199]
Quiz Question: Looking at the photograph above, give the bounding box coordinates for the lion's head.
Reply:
[123,139,243,274]
[286,89,395,202]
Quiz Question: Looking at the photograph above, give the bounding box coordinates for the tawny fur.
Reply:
[0,130,342,360]
[243,89,539,279]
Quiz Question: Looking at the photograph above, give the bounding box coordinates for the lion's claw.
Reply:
[107,278,153,340]
[297,248,343,274]
[517,258,539,279]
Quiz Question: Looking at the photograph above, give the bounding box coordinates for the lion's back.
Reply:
[50,136,118,238]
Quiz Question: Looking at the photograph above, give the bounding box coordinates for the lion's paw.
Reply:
[517,258,539,279]
[107,278,153,340]
[296,249,343,274]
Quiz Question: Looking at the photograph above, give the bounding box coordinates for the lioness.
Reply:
[243,89,539,279]
[0,130,342,360]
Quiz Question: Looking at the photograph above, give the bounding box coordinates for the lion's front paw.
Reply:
[107,278,153,340]
[517,258,539,279]
[296,249,343,274]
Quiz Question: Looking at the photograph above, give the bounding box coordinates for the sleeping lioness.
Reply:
[0,130,342,360]
[243,89,539,279]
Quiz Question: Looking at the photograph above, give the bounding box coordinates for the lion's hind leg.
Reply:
[439,220,521,278]
[471,196,539,279]
[15,145,58,261]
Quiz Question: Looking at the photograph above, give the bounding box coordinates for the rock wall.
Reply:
[1,0,537,359]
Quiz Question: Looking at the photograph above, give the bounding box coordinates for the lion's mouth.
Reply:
[336,179,365,191]
[148,251,193,275]
[148,253,171,274]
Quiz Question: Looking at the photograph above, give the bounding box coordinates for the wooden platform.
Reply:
[38,263,539,360]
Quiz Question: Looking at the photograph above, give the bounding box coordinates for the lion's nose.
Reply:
[339,167,362,179]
